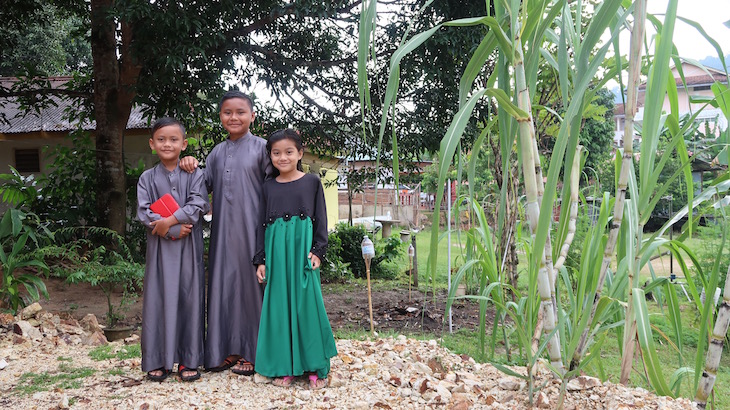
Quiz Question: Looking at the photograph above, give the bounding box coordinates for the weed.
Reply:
[108,369,125,376]
[88,344,141,361]
[15,364,96,395]
[57,356,73,362]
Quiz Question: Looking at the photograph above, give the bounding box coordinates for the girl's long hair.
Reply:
[266,128,304,177]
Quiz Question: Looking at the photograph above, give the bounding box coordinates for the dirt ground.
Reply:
[37,276,487,336]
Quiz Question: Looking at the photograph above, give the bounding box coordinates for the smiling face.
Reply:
[270,138,303,178]
[149,124,187,168]
[219,97,255,139]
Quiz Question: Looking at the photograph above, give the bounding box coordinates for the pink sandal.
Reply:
[308,374,329,390]
[273,375,294,387]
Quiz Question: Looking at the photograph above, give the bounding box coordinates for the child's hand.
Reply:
[150,216,175,237]
[256,265,266,283]
[179,156,199,173]
[308,253,321,270]
[178,224,193,238]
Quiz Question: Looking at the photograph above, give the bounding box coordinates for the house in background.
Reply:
[1,76,341,229]
[0,76,154,176]
[613,62,729,148]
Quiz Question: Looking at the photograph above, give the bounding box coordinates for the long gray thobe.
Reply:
[204,132,273,368]
[137,165,209,372]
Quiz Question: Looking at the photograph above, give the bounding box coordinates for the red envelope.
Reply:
[150,193,180,217]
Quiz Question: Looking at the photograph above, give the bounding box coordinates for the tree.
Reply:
[1,0,384,235]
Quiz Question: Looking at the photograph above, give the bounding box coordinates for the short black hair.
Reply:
[151,117,186,137]
[219,90,254,111]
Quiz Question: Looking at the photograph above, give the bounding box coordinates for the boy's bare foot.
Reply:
[273,376,294,387]
[207,355,239,372]
[146,368,170,382]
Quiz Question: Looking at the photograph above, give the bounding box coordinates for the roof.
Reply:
[638,62,729,90]
[0,76,150,134]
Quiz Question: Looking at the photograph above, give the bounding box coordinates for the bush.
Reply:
[320,231,352,283]
[330,222,406,280]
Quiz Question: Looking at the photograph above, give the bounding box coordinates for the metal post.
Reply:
[361,235,375,334]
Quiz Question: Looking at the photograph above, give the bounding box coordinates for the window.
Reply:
[693,85,711,91]
[14,148,41,173]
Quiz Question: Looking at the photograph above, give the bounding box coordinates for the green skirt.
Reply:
[254,217,338,378]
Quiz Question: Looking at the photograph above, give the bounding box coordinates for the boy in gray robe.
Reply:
[137,117,209,382]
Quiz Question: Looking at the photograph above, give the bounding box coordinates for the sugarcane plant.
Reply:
[357,0,730,404]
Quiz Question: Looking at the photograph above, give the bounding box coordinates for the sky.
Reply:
[623,0,730,62]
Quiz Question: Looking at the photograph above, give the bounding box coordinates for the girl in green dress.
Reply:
[253,129,337,389]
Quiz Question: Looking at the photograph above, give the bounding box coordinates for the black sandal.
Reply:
[146,368,171,382]
[206,355,239,372]
[179,365,201,382]
[231,358,255,376]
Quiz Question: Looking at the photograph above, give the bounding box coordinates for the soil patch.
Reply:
[38,277,487,335]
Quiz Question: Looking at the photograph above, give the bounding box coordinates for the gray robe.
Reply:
[137,164,209,372]
[204,132,273,368]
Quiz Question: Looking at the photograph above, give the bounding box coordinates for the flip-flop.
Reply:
[206,355,239,372]
[272,376,294,387]
[308,374,328,390]
[146,368,171,382]
[231,358,255,376]
[179,365,201,382]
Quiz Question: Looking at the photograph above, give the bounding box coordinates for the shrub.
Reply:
[330,222,406,280]
[320,231,352,283]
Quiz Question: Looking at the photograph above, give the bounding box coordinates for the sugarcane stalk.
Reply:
[569,0,645,372]
[554,146,583,271]
[514,23,565,376]
[620,227,642,384]
[695,263,730,408]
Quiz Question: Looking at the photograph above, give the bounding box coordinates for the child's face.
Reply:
[270,138,303,175]
[149,125,187,163]
[220,98,255,138]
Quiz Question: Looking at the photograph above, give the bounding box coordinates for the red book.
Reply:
[150,193,180,217]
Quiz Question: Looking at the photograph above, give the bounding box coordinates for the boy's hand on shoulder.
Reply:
[256,265,266,284]
[178,224,193,238]
[179,156,199,173]
[308,253,321,270]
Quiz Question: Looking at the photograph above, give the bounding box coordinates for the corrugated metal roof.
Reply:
[0,77,150,134]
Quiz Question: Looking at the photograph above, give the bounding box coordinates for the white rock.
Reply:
[413,362,433,375]
[536,391,550,408]
[428,340,438,347]
[253,373,270,384]
[20,303,43,320]
[296,389,311,401]
[567,375,602,391]
[13,320,42,340]
[0,358,7,370]
[59,394,70,409]
[444,372,457,383]
[498,377,523,391]
[397,335,407,342]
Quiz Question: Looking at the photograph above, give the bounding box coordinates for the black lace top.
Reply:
[252,173,328,265]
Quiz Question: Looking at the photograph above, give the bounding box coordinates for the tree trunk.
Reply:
[90,0,139,235]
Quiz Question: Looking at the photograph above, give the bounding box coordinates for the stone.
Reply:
[13,320,42,340]
[81,331,108,346]
[26,318,40,327]
[124,334,141,345]
[0,358,7,370]
[536,391,550,408]
[328,372,345,387]
[0,312,14,326]
[20,303,42,320]
[253,373,270,384]
[80,314,103,333]
[498,377,523,391]
[59,394,70,409]
[449,399,472,410]
[296,390,311,401]
[567,375,602,391]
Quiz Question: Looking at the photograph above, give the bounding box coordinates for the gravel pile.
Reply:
[0,305,697,409]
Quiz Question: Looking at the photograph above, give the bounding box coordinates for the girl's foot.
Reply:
[272,376,295,387]
[308,374,328,390]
